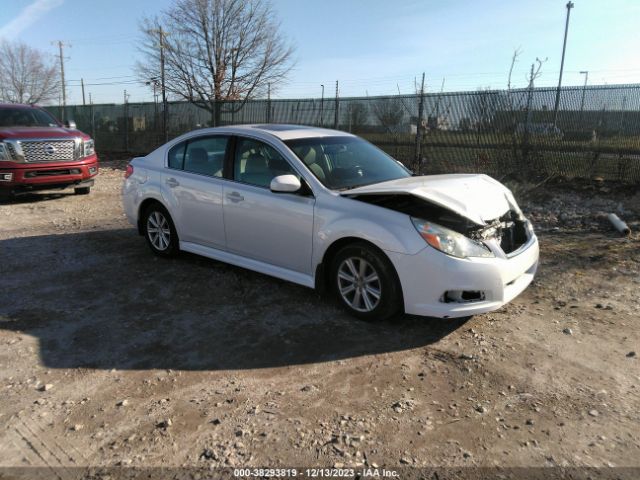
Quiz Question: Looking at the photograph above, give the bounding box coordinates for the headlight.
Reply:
[83,139,95,157]
[525,219,535,236]
[411,218,494,258]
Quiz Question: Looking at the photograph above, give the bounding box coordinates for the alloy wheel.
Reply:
[337,257,382,312]
[147,211,171,251]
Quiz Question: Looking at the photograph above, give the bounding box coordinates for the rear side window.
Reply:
[168,142,186,169]
[166,136,229,177]
[184,136,228,177]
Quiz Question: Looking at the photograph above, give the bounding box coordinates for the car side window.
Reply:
[168,141,187,170]
[183,136,229,177]
[234,138,299,188]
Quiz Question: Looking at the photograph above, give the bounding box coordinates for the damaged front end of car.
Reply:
[344,191,536,307]
[345,192,534,257]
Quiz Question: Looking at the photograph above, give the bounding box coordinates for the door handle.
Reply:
[226,191,244,203]
[166,177,179,188]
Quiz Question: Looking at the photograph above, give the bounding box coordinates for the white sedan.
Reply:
[122,125,539,321]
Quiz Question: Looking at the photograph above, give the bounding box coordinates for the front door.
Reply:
[222,136,315,275]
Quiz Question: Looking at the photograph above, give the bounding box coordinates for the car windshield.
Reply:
[284,136,411,190]
[0,107,60,128]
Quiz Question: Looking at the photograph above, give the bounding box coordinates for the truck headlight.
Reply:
[0,143,8,161]
[83,139,95,157]
[411,218,494,258]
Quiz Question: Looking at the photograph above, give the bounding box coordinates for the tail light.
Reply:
[124,164,134,179]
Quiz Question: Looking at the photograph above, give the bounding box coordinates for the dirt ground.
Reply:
[1,160,639,476]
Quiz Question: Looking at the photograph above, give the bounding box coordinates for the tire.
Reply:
[330,242,402,321]
[142,203,179,257]
[74,187,91,195]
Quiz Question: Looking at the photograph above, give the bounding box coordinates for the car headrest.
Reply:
[245,153,268,174]
[189,147,208,166]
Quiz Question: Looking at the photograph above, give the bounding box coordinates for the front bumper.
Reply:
[386,234,540,318]
[0,155,99,193]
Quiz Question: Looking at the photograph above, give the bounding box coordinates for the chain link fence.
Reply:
[46,84,640,183]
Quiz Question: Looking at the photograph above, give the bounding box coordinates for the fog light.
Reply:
[0,173,13,181]
[89,166,97,174]
[442,290,486,303]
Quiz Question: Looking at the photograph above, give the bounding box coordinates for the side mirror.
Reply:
[64,120,77,129]
[270,174,301,193]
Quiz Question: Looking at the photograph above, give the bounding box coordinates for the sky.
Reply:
[1,0,639,105]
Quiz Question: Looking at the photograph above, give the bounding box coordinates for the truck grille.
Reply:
[20,140,77,163]
[24,168,82,178]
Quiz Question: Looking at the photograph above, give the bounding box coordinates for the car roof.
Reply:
[203,124,355,141]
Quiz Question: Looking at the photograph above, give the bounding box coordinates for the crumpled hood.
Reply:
[342,174,519,225]
[0,126,86,140]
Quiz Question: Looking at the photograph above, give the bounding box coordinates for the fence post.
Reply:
[267,83,271,123]
[90,101,95,140]
[334,80,339,129]
[123,91,129,153]
[414,72,425,173]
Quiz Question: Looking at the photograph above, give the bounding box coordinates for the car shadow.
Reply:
[0,228,469,371]
[0,191,75,204]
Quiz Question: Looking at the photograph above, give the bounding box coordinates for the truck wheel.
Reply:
[74,187,91,195]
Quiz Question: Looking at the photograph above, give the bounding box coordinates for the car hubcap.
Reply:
[337,257,381,312]
[147,211,171,251]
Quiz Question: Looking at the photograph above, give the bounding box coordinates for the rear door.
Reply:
[222,136,315,275]
[161,135,229,249]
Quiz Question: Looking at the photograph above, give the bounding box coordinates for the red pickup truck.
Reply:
[0,103,98,198]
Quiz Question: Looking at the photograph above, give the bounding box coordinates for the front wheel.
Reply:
[331,243,402,321]
[142,203,179,257]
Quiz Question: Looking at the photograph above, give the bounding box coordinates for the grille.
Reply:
[20,140,77,163]
[24,169,81,178]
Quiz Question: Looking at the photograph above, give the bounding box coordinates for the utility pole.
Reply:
[159,28,168,142]
[81,78,86,106]
[552,1,574,127]
[414,72,425,173]
[334,80,339,129]
[320,84,324,127]
[149,27,169,142]
[146,78,160,131]
[53,40,69,121]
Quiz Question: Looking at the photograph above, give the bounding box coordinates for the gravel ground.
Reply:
[0,161,639,475]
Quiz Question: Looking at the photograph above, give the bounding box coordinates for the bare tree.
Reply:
[0,41,60,105]
[469,88,504,134]
[523,57,548,131]
[343,102,369,132]
[507,47,522,92]
[372,98,405,134]
[137,0,295,125]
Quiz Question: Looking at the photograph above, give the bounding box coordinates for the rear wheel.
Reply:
[142,203,179,257]
[331,242,402,321]
[74,187,91,195]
